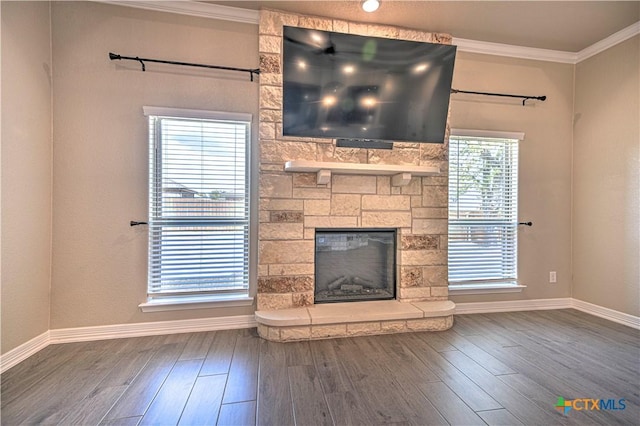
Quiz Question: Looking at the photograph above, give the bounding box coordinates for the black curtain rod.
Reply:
[451,88,546,105]
[108,52,260,81]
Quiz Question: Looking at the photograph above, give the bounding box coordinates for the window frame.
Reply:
[447,129,526,295]
[139,106,254,311]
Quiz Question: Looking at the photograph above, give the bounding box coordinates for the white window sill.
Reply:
[139,293,254,312]
[448,283,526,295]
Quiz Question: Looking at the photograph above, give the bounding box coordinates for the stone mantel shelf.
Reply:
[284,160,441,186]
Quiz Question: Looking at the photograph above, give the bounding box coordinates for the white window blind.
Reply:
[147,109,250,298]
[448,135,519,285]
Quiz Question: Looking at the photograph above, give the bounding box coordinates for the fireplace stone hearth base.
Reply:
[255,300,455,342]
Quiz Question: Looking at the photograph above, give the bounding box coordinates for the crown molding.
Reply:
[94,1,260,24]
[452,37,578,63]
[453,21,640,64]
[576,21,640,63]
[94,2,638,65]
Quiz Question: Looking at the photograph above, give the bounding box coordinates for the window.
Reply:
[448,131,522,290]
[144,107,251,303]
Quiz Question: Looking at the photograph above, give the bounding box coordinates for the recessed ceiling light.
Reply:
[362,0,380,13]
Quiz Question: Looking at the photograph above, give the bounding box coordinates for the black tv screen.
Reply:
[282,26,457,144]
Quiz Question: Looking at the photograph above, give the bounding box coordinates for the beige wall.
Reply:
[1,1,52,353]
[449,52,575,304]
[50,2,259,328]
[48,3,577,331]
[573,35,640,316]
[3,1,636,341]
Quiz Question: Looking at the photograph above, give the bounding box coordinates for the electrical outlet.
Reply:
[549,271,557,283]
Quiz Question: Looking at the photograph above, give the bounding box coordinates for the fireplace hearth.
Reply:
[315,229,396,303]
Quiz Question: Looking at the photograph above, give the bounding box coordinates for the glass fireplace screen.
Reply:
[314,229,396,303]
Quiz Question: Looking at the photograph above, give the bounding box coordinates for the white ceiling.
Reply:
[206,1,640,52]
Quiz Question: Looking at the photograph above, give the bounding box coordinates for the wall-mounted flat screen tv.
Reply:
[282,26,457,144]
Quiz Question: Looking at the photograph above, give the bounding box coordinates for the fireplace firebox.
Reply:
[314,229,396,303]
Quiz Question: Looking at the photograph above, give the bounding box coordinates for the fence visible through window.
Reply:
[146,109,250,298]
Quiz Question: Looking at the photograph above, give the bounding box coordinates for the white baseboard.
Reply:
[454,298,573,314]
[49,314,258,344]
[454,297,640,330]
[1,315,256,373]
[2,300,638,373]
[571,298,640,330]
[1,331,50,374]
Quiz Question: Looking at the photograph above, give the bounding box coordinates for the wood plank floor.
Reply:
[2,309,638,425]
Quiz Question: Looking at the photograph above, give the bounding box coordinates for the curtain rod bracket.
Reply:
[249,69,261,82]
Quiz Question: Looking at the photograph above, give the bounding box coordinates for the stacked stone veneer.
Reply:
[259,316,455,342]
[257,9,451,312]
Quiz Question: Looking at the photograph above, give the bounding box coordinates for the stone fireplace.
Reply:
[255,9,454,340]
